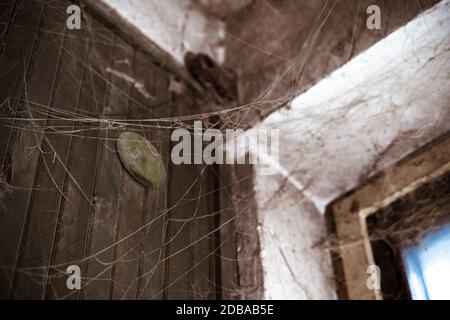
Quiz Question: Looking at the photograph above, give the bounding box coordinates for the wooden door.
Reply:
[0,0,222,300]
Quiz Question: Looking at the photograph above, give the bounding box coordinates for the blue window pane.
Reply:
[402,224,450,300]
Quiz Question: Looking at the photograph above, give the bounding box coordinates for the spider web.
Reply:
[0,0,439,300]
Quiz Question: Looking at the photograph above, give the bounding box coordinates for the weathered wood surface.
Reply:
[0,0,226,300]
[165,98,219,300]
[0,0,63,299]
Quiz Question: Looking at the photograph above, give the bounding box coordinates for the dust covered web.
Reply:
[367,171,450,249]
[0,0,440,300]
[363,171,450,300]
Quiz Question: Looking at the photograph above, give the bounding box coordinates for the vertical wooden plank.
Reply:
[77,16,120,298]
[82,130,120,300]
[0,0,62,300]
[210,163,223,300]
[165,156,195,299]
[164,96,200,300]
[81,27,129,300]
[232,164,264,299]
[0,0,41,166]
[134,52,171,300]
[137,128,170,300]
[111,164,143,300]
[191,162,217,300]
[218,165,239,299]
[45,118,98,300]
[11,2,89,299]
[108,45,144,301]
[163,99,223,300]
[45,18,104,299]
[188,115,221,300]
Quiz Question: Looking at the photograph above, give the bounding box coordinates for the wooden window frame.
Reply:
[326,132,450,300]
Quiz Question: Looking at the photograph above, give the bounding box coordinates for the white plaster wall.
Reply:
[97,0,225,64]
[192,0,253,18]
[237,0,450,300]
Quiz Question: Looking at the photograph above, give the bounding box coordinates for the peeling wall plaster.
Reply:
[236,0,450,299]
[97,0,225,65]
[192,0,253,19]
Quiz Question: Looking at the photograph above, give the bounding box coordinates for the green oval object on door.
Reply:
[117,132,166,189]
